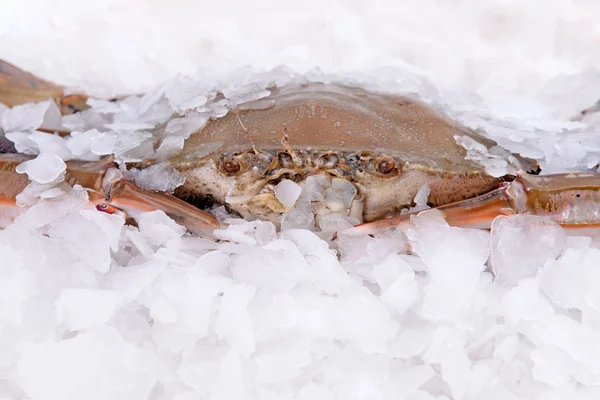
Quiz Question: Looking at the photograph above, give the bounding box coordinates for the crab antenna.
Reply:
[235,112,261,155]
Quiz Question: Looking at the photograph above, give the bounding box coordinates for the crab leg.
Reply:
[99,178,221,236]
[0,154,219,235]
[351,172,600,235]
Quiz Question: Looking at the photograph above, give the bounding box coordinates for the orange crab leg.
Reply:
[98,179,220,236]
[351,172,600,235]
[0,153,219,235]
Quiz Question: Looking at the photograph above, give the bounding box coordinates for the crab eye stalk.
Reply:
[375,156,396,174]
[221,157,241,174]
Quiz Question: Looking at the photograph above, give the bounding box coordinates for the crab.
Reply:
[2,60,600,237]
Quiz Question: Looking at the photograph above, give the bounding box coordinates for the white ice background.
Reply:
[2,0,600,399]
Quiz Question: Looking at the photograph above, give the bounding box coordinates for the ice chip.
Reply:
[274,179,302,208]
[408,210,489,308]
[215,283,256,356]
[128,163,185,193]
[2,100,62,133]
[254,336,312,383]
[403,184,431,214]
[80,210,125,252]
[29,131,72,159]
[67,129,117,160]
[304,174,330,201]
[165,75,212,113]
[501,277,554,324]
[165,115,208,139]
[5,131,40,154]
[55,289,123,330]
[17,327,157,400]
[148,297,178,324]
[16,153,66,184]
[138,210,186,246]
[374,254,419,314]
[491,215,566,287]
[325,178,357,212]
[155,136,184,160]
[280,200,315,231]
[533,314,600,374]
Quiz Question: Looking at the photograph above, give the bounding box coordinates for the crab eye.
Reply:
[375,156,396,174]
[221,157,241,174]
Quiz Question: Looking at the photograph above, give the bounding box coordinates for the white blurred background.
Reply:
[2,0,600,119]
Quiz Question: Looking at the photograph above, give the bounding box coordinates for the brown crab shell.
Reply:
[0,59,88,115]
[168,83,539,222]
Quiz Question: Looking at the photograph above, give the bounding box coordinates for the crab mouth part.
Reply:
[228,171,365,225]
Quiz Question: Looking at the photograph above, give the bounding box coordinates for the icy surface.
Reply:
[274,179,302,209]
[2,1,600,399]
[15,153,66,184]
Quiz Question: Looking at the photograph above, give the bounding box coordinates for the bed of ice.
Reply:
[3,1,600,399]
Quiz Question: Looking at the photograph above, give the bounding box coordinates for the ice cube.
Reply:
[80,209,125,252]
[29,131,72,159]
[408,210,489,311]
[215,284,256,356]
[55,289,123,330]
[402,184,431,214]
[533,314,600,375]
[164,115,208,139]
[138,210,186,246]
[155,136,184,160]
[274,179,302,208]
[104,122,155,131]
[16,153,66,184]
[374,254,419,315]
[68,129,117,160]
[280,200,315,231]
[232,241,304,292]
[2,100,62,133]
[5,131,39,154]
[303,174,330,202]
[491,215,566,287]
[325,178,357,212]
[501,277,554,324]
[17,327,157,400]
[165,75,212,113]
[254,336,312,384]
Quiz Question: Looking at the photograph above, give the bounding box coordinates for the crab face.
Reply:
[167,83,530,224]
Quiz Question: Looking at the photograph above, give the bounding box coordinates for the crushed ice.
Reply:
[3,62,600,400]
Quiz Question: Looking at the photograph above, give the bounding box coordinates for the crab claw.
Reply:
[348,171,600,235]
[99,179,220,236]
